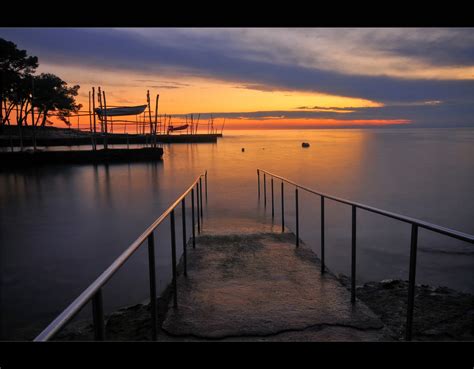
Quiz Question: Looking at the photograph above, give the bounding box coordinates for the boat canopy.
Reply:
[95,104,148,117]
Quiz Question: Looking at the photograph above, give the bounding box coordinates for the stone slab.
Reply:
[162,229,389,341]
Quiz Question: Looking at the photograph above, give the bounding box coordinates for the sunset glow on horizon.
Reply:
[34,63,392,130]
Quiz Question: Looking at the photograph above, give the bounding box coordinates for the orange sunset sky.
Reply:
[2,28,474,130]
[46,71,401,131]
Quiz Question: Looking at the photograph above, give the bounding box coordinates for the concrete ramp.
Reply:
[162,222,390,341]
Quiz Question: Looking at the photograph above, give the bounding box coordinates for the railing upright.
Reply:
[257,169,260,200]
[271,178,275,219]
[205,170,208,202]
[321,196,325,274]
[182,198,187,277]
[170,210,178,309]
[351,205,357,304]
[406,224,419,341]
[191,188,196,248]
[295,188,299,247]
[147,233,157,340]
[91,289,105,341]
[281,182,285,232]
[199,177,203,220]
[196,183,201,233]
[264,173,267,208]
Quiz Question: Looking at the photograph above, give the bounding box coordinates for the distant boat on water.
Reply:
[302,142,310,148]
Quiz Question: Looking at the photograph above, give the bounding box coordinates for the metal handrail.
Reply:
[258,169,474,243]
[34,171,208,342]
[257,168,473,341]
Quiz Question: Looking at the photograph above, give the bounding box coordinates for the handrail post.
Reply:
[264,173,267,208]
[196,183,201,234]
[147,233,157,340]
[170,210,178,308]
[281,182,285,232]
[181,198,187,277]
[257,169,260,200]
[205,170,208,202]
[295,187,299,247]
[92,289,105,341]
[199,177,203,220]
[351,205,357,303]
[191,188,196,248]
[321,196,325,274]
[406,224,418,341]
[271,178,274,219]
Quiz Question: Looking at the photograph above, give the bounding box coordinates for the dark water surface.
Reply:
[1,128,473,339]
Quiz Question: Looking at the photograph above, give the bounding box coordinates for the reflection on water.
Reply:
[1,128,473,340]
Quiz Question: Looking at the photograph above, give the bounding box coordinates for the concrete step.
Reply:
[162,225,392,341]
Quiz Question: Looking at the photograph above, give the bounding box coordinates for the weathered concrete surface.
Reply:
[161,225,390,341]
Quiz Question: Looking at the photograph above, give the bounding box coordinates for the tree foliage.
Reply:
[0,37,81,129]
[33,73,82,127]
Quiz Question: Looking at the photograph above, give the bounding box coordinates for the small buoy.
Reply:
[302,142,310,148]
[241,148,245,152]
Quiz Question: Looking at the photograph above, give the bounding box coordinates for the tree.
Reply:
[0,38,38,126]
[32,73,82,128]
[1,38,82,140]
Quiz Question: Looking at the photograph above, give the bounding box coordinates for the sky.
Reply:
[1,28,474,130]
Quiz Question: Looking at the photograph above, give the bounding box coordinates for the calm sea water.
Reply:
[1,128,473,340]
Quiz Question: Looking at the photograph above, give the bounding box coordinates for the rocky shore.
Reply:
[338,276,473,341]
[53,276,473,341]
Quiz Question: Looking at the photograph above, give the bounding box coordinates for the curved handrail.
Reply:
[34,171,207,341]
[257,168,472,341]
[258,169,474,244]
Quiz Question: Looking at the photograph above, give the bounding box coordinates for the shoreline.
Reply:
[338,276,474,341]
[0,125,222,147]
[51,276,473,342]
[0,147,164,167]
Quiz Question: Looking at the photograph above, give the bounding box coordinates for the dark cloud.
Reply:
[148,85,180,89]
[297,106,356,111]
[135,79,190,87]
[376,29,474,67]
[186,101,474,127]
[232,83,281,92]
